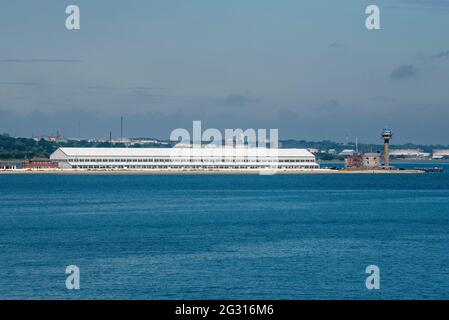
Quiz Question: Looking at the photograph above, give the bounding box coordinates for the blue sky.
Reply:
[1,0,449,143]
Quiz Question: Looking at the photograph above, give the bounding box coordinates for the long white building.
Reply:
[389,149,430,158]
[50,147,320,171]
[432,149,449,159]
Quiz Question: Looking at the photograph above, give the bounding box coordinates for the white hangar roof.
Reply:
[51,147,315,159]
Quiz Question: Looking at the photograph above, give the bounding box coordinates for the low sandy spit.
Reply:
[0,169,424,175]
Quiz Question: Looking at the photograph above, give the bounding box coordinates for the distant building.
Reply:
[432,149,449,159]
[339,149,356,157]
[110,138,132,145]
[88,138,107,143]
[130,138,169,146]
[345,152,381,169]
[0,161,22,170]
[33,134,66,143]
[307,148,319,154]
[23,159,59,169]
[389,149,430,158]
[362,152,382,168]
[345,154,363,168]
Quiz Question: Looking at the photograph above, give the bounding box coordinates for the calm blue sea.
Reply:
[1,162,449,300]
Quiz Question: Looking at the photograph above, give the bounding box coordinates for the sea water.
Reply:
[1,163,448,299]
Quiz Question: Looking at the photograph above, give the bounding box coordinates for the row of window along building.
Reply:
[50,147,320,171]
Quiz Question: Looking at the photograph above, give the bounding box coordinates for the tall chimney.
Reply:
[120,116,123,143]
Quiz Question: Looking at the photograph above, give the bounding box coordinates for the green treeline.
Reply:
[1,133,448,161]
[0,134,55,160]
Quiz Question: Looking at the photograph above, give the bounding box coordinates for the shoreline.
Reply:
[0,169,425,175]
[319,159,449,164]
